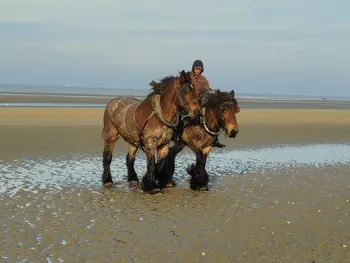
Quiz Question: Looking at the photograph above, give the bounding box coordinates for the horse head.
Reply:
[217,89,240,138]
[174,70,201,119]
[202,89,240,138]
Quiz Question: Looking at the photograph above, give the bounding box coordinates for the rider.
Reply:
[190,59,212,96]
[174,59,225,148]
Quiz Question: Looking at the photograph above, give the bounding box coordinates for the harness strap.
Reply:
[135,111,156,153]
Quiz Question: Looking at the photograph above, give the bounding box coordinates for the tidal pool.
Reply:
[1,143,349,197]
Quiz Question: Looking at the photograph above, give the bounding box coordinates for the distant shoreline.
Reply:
[1,88,349,102]
[1,92,349,110]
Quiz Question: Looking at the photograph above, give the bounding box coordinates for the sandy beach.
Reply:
[1,96,350,262]
[1,105,350,159]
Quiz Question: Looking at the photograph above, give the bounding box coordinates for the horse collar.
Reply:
[150,94,179,128]
[201,107,223,136]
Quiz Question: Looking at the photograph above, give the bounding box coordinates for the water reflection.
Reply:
[1,143,349,196]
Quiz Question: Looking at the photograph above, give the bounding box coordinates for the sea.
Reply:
[0,84,350,109]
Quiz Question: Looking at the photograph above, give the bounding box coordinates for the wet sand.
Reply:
[1,165,350,262]
[1,103,350,262]
[1,107,350,159]
[0,94,114,104]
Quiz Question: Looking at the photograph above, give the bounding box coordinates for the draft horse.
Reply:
[155,89,240,191]
[102,70,201,193]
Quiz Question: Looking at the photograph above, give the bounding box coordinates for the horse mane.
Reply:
[201,89,238,108]
[147,74,178,97]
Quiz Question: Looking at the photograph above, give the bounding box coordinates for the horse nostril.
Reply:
[230,130,239,137]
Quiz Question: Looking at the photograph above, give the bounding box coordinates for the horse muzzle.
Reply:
[228,129,239,138]
[188,107,201,119]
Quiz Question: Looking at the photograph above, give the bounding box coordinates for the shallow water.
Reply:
[1,143,349,197]
[0,102,107,108]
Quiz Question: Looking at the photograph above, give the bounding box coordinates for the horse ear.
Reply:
[179,70,185,82]
[236,105,240,113]
[200,90,211,106]
[230,90,235,100]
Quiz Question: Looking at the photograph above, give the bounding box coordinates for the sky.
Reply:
[0,0,349,97]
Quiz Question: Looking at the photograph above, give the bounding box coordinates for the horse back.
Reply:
[108,98,138,138]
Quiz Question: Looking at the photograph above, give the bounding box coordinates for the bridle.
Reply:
[157,81,197,128]
[174,82,197,119]
[201,106,223,136]
[201,101,238,136]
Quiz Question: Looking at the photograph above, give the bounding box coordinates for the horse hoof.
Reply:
[103,182,114,189]
[148,188,163,195]
[190,185,209,191]
[141,177,158,193]
[165,180,176,188]
[158,179,176,189]
[128,181,140,189]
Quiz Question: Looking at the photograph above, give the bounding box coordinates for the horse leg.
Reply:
[157,144,185,188]
[126,144,139,188]
[102,123,118,188]
[187,146,212,191]
[155,144,172,189]
[141,147,159,194]
[102,140,118,189]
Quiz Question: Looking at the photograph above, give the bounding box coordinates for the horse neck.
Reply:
[159,83,178,121]
[205,107,221,131]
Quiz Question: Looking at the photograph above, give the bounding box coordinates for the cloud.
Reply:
[0,0,349,96]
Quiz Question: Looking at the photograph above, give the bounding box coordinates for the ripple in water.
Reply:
[0,143,349,196]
